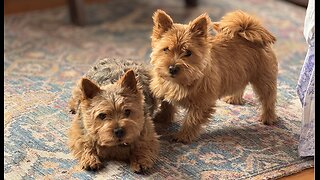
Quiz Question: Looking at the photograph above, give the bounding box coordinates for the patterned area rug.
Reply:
[4,0,314,179]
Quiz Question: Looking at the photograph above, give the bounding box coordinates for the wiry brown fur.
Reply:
[150,10,278,143]
[68,58,159,173]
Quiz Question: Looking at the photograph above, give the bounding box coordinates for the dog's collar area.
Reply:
[116,138,129,147]
[118,142,129,147]
[170,74,176,78]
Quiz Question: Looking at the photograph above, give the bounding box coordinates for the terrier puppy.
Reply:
[68,58,159,173]
[150,10,278,143]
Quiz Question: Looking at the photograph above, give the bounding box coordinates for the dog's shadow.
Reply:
[143,116,299,175]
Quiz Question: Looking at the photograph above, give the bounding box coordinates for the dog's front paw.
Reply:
[82,161,104,171]
[81,156,104,171]
[130,160,153,174]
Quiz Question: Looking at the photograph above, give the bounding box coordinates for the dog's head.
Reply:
[79,70,145,147]
[150,10,211,87]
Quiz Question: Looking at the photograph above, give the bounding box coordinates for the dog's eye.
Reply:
[184,50,192,57]
[97,113,107,120]
[124,109,131,117]
[163,47,169,53]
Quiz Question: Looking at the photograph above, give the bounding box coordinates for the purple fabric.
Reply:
[296,45,315,157]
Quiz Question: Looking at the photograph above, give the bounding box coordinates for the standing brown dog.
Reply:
[150,10,278,143]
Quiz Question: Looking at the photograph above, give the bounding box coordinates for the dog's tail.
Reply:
[212,10,276,46]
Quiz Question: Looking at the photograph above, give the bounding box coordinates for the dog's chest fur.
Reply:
[97,145,131,161]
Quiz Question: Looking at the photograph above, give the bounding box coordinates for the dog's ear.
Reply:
[212,22,220,33]
[152,9,173,39]
[81,78,101,99]
[118,69,138,93]
[189,13,210,37]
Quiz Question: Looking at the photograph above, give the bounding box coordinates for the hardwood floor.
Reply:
[4,1,314,179]
[283,0,308,7]
[280,168,314,180]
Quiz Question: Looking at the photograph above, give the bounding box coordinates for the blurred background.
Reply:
[4,0,308,15]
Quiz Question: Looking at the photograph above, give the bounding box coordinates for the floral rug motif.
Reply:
[4,0,313,179]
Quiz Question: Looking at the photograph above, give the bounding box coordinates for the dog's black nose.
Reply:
[169,65,179,75]
[113,128,125,138]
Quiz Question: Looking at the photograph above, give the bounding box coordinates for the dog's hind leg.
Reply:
[251,73,278,125]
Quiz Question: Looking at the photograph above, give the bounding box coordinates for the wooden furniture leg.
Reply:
[185,0,198,7]
[68,0,86,26]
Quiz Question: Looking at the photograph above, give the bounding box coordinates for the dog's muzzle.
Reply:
[169,65,180,76]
